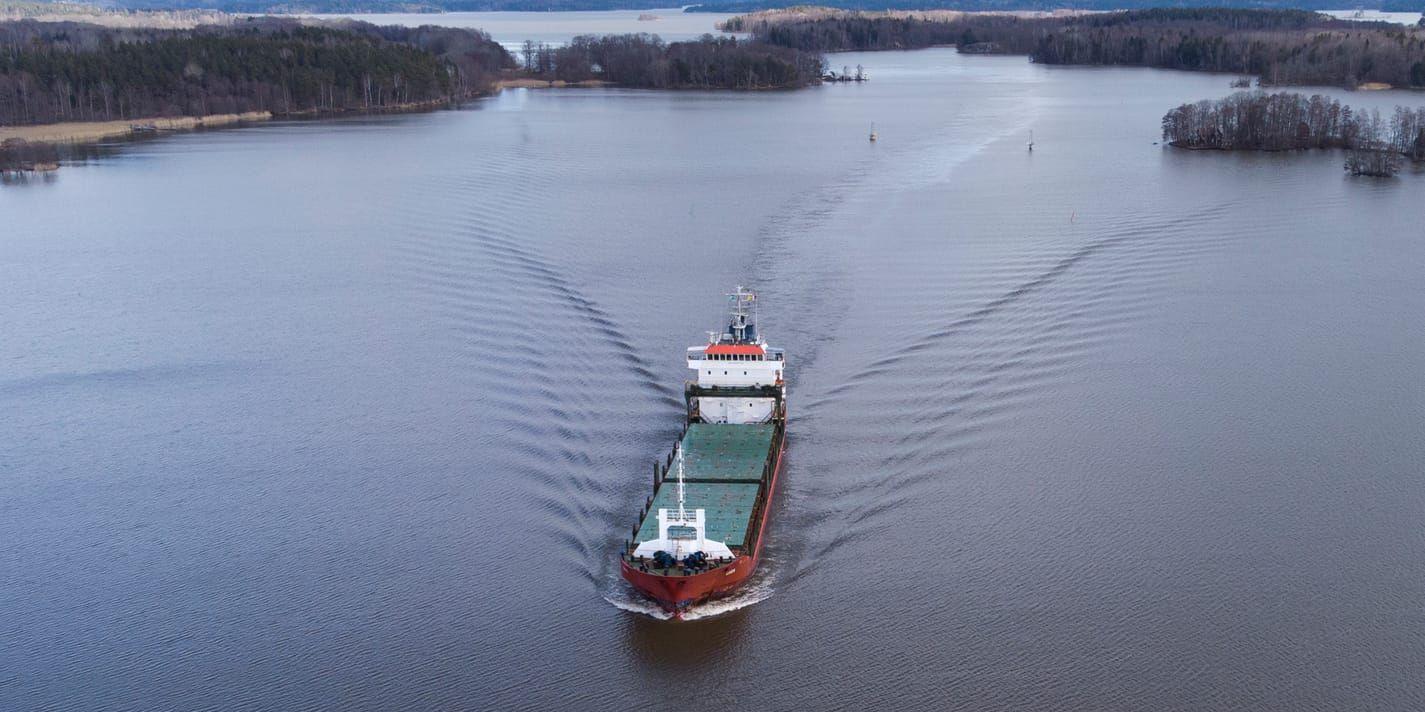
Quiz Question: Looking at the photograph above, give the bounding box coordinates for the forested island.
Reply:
[517,34,823,89]
[0,17,513,126]
[731,8,1425,89]
[9,2,1425,178]
[0,14,822,142]
[1162,92,1425,176]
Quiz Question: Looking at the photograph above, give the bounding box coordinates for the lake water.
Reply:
[1322,9,1424,24]
[302,8,737,51]
[4,17,1425,712]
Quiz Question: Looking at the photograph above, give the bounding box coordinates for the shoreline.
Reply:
[0,95,488,161]
[496,78,612,89]
[0,82,575,161]
[0,81,580,153]
[0,71,1409,161]
[0,78,775,168]
[0,111,272,147]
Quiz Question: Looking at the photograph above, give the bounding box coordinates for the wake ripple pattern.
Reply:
[384,140,681,620]
[778,196,1247,583]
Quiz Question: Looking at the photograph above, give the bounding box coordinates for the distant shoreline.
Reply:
[727,8,1425,91]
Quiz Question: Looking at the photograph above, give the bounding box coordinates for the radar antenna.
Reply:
[726,285,757,343]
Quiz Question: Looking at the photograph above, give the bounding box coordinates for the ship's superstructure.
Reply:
[620,287,787,617]
[685,287,786,424]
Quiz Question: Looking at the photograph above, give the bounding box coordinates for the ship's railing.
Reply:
[625,553,738,576]
[625,404,786,560]
[684,383,783,398]
[739,404,787,555]
[686,349,782,361]
[624,420,694,557]
[683,382,783,423]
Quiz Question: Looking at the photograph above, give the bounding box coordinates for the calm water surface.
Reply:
[3,43,1425,711]
[302,8,737,51]
[1322,9,1424,24]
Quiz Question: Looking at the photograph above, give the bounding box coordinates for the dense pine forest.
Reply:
[520,34,824,89]
[1162,91,1425,175]
[736,8,1425,89]
[0,18,514,125]
[0,17,827,126]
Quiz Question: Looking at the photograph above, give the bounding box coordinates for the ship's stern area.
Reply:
[620,554,755,618]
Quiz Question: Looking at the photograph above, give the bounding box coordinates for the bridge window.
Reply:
[669,526,697,540]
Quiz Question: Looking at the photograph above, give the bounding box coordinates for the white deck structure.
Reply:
[685,286,786,425]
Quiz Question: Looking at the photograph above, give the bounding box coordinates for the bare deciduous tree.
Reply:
[1162,91,1424,176]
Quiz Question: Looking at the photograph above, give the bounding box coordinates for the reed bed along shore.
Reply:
[0,112,271,146]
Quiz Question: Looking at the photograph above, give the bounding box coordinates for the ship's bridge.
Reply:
[685,287,786,424]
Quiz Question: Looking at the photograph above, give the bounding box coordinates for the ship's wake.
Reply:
[602,593,674,621]
[603,577,776,621]
[680,580,775,621]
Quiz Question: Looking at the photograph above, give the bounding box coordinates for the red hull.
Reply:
[620,434,786,618]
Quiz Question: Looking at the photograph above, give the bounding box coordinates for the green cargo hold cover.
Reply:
[635,481,762,548]
[677,423,775,482]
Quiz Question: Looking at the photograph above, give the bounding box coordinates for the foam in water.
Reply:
[680,579,775,620]
[603,577,776,621]
[603,593,673,621]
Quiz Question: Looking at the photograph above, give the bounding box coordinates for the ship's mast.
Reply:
[727,285,757,343]
[676,447,687,521]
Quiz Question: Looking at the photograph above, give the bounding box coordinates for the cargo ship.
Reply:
[620,287,787,618]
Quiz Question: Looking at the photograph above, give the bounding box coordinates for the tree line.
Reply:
[519,34,824,90]
[737,8,1425,89]
[1162,91,1425,176]
[0,18,514,126]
